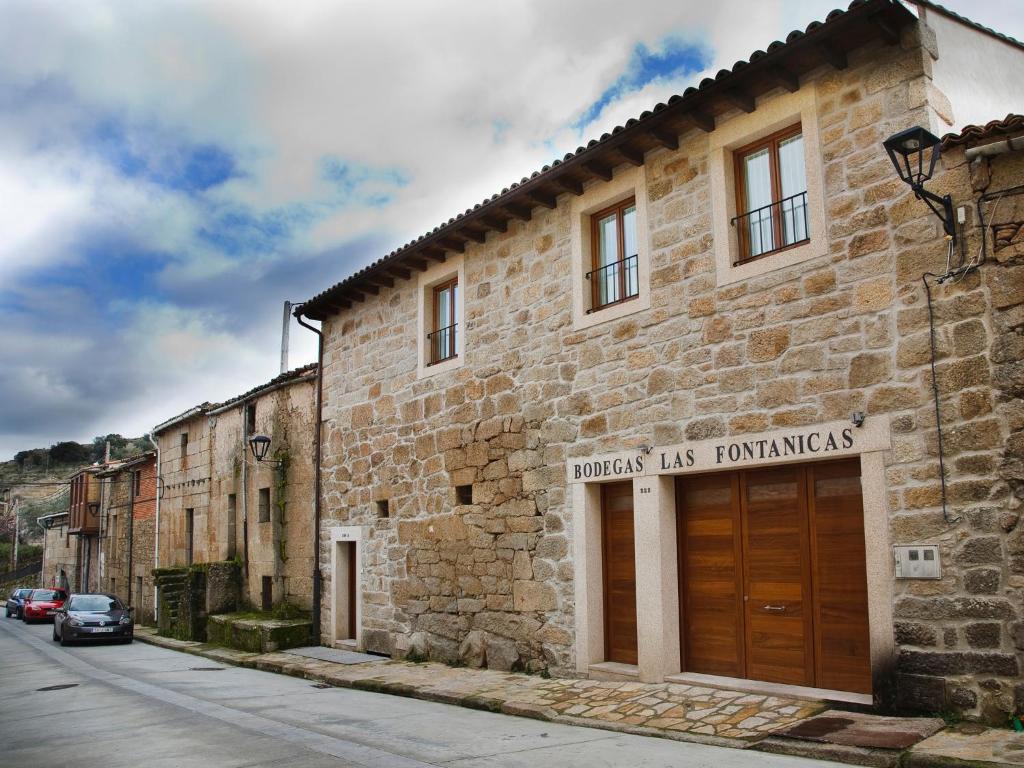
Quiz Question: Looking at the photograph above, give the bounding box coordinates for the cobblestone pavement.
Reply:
[136,629,824,744]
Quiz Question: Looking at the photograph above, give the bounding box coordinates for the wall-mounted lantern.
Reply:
[882,126,956,242]
[248,434,272,463]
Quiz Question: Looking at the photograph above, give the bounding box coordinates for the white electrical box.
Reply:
[894,545,941,579]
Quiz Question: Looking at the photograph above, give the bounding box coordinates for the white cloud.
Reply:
[1,0,1023,457]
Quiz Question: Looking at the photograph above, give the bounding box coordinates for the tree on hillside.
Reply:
[48,441,91,464]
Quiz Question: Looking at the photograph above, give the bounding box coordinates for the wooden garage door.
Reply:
[602,481,638,665]
[677,458,871,694]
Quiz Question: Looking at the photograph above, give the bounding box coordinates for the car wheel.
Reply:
[4,608,10,618]
[59,633,69,646]
[52,626,59,641]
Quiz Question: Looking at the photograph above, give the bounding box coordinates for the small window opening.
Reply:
[376,499,390,518]
[245,403,256,436]
[455,485,473,505]
[258,488,271,523]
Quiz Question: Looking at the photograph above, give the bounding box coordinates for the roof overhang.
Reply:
[296,0,916,322]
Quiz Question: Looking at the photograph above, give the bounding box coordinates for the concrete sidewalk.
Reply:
[135,628,1023,767]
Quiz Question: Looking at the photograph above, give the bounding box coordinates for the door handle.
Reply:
[762,604,786,613]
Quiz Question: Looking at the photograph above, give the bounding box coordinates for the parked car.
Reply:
[5,587,34,619]
[53,594,133,645]
[22,588,68,623]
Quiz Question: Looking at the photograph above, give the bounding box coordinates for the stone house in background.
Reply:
[38,511,76,592]
[294,0,1024,722]
[66,465,102,592]
[153,364,318,612]
[95,452,157,620]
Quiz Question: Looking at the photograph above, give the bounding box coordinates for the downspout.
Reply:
[295,305,324,643]
[147,432,160,622]
[127,467,135,608]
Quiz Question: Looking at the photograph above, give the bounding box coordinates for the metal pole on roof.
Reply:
[280,300,292,375]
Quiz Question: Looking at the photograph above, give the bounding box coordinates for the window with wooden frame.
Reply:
[132,470,141,497]
[428,277,459,365]
[587,197,638,312]
[732,124,808,264]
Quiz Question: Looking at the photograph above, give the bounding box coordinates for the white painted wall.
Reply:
[925,5,1024,132]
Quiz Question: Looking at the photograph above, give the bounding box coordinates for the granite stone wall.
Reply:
[315,22,1021,720]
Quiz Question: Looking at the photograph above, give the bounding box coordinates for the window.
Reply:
[109,514,117,545]
[185,508,194,565]
[227,493,237,559]
[245,403,256,436]
[428,278,459,365]
[258,488,271,523]
[588,197,639,312]
[455,484,473,505]
[733,124,808,263]
[180,432,189,468]
[376,499,390,518]
[132,470,141,497]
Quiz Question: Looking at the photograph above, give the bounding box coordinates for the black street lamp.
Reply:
[248,434,272,463]
[882,126,956,242]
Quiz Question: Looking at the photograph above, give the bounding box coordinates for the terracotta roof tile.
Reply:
[941,114,1024,148]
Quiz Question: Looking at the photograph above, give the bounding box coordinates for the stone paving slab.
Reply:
[774,711,945,749]
[907,724,1024,766]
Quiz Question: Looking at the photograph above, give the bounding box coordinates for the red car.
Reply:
[22,588,68,623]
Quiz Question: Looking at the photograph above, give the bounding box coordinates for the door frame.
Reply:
[329,526,363,649]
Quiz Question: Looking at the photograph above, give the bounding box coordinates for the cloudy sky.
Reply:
[1,0,1021,459]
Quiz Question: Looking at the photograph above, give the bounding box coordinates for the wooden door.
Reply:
[741,465,814,687]
[808,459,872,693]
[602,481,637,665]
[677,473,744,677]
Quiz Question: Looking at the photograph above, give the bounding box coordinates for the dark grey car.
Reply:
[52,594,134,645]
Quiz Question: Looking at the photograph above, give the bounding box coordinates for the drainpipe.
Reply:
[295,305,324,643]
[147,432,160,623]
[127,466,135,608]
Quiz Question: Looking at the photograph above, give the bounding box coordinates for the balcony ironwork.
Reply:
[586,254,639,312]
[731,190,809,264]
[427,322,458,365]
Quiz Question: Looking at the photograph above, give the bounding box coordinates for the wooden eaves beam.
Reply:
[527,191,557,209]
[504,203,532,221]
[724,88,756,114]
[616,145,645,166]
[648,128,678,151]
[437,238,464,254]
[483,216,508,233]
[819,41,848,70]
[769,65,800,93]
[385,265,411,280]
[582,161,613,181]
[682,111,715,133]
[552,176,584,196]
[460,227,487,244]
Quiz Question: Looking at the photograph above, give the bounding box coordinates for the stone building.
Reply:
[95,453,157,619]
[38,511,76,592]
[153,365,318,612]
[294,1,1024,720]
[67,466,102,592]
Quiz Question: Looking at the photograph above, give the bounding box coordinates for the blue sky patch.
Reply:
[320,157,409,208]
[88,116,238,194]
[572,37,712,133]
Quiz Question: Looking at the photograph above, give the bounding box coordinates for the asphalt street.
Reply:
[0,617,845,768]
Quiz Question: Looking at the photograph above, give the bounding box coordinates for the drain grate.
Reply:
[189,666,225,671]
[37,683,79,692]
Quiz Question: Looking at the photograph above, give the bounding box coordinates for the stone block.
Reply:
[896,673,947,713]
[965,623,1001,649]
[849,352,892,387]
[512,581,557,612]
[484,634,521,672]
[964,568,1001,595]
[747,327,791,362]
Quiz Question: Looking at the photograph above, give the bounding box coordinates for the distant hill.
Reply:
[1,434,148,539]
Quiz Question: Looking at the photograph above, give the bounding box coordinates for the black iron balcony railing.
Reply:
[731,190,809,264]
[427,322,458,365]
[586,253,639,312]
